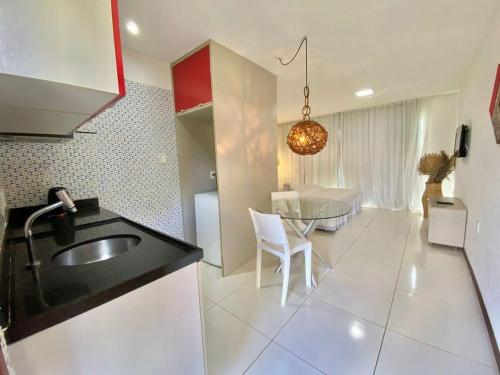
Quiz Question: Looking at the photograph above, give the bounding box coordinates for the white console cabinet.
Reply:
[428,197,467,248]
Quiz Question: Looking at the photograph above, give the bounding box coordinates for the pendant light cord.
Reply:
[279,36,308,87]
[279,36,311,120]
[280,37,328,155]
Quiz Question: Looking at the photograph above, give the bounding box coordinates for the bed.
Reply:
[287,183,362,231]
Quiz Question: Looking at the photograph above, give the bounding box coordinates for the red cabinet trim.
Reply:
[77,0,125,130]
[111,0,125,98]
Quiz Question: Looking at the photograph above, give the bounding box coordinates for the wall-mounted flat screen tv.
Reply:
[454,124,468,158]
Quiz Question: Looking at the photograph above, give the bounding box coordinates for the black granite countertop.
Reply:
[5,198,120,241]
[1,200,202,344]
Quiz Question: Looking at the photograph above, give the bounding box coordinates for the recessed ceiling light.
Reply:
[126,21,140,36]
[355,88,374,97]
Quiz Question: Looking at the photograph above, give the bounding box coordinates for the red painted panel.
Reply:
[172,46,212,113]
[111,0,125,98]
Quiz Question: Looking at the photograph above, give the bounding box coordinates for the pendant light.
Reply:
[279,37,328,155]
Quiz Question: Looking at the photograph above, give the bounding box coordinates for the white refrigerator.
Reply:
[194,191,221,267]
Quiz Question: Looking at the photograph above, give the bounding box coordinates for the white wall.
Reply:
[422,93,459,153]
[421,92,459,197]
[122,48,171,89]
[454,1,500,348]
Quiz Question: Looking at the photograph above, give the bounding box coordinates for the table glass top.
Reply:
[256,197,351,220]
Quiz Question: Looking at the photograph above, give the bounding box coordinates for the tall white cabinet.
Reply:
[172,41,278,275]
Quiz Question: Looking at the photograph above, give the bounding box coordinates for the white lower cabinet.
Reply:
[195,192,222,267]
[8,263,205,375]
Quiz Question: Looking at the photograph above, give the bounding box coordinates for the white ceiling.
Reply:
[119,0,497,123]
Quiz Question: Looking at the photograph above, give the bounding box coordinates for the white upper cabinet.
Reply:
[0,0,125,137]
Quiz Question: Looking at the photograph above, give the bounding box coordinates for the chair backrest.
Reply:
[271,191,301,219]
[248,208,288,247]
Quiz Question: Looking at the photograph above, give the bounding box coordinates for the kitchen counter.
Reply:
[1,200,203,344]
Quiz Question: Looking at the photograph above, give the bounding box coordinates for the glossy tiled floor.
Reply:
[199,209,498,375]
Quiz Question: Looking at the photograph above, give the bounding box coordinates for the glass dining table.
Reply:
[256,197,351,286]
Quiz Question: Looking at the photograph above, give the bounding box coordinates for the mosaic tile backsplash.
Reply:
[0,80,184,239]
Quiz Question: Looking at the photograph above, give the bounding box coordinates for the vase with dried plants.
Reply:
[418,151,455,217]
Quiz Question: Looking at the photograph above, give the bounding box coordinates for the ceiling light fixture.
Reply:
[279,37,328,156]
[355,88,374,97]
[126,20,140,36]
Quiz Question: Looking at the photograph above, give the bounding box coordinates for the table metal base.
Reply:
[274,211,333,288]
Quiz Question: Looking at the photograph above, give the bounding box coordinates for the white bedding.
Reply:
[289,183,362,231]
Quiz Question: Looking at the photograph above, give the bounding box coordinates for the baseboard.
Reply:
[462,248,500,370]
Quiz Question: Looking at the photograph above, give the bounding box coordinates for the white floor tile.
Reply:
[219,277,308,338]
[245,342,323,375]
[334,250,401,287]
[388,291,496,367]
[237,253,284,272]
[275,298,384,374]
[312,270,394,326]
[201,264,255,303]
[347,246,404,267]
[259,257,330,296]
[351,228,407,255]
[199,260,210,269]
[408,214,427,234]
[204,305,270,375]
[202,296,215,312]
[349,208,381,227]
[368,210,412,233]
[397,264,479,311]
[375,330,497,375]
[333,219,367,237]
[311,230,357,266]
[402,244,468,276]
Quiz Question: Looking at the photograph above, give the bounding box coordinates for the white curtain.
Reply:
[278,98,436,211]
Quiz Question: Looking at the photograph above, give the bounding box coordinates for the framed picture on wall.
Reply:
[489,64,500,144]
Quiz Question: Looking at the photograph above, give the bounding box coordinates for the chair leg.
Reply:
[304,247,312,288]
[281,257,290,306]
[256,247,262,289]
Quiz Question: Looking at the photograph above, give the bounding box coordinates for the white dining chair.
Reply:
[271,191,307,232]
[248,208,312,305]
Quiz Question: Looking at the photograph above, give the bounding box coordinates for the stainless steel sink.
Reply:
[52,235,141,266]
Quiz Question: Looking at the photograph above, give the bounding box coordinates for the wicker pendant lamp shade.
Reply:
[280,37,328,156]
[287,119,328,155]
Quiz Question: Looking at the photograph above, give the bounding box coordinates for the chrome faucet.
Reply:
[24,189,77,268]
